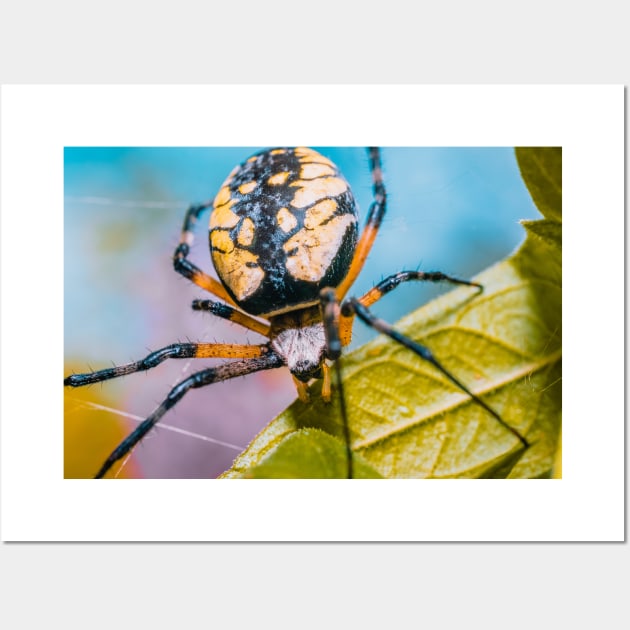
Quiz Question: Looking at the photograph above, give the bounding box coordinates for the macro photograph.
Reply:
[63,145,561,480]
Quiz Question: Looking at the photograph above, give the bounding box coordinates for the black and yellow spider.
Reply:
[65,147,527,478]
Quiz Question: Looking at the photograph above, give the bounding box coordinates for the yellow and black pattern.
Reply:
[209,147,359,317]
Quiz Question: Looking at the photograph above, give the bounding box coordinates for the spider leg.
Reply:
[172,201,236,305]
[343,298,529,449]
[358,270,482,308]
[94,351,284,479]
[336,147,386,300]
[338,270,482,346]
[192,299,271,337]
[320,288,353,479]
[64,342,273,387]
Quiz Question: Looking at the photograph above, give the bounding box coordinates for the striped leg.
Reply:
[173,201,236,305]
[94,352,284,478]
[192,299,271,337]
[336,147,387,300]
[338,271,482,347]
[64,342,273,387]
[358,270,482,308]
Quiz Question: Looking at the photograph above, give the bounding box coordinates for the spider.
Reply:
[65,147,528,479]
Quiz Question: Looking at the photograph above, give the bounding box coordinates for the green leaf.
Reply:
[238,428,383,479]
[514,147,562,223]
[223,148,562,479]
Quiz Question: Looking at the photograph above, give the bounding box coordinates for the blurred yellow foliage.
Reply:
[64,365,140,479]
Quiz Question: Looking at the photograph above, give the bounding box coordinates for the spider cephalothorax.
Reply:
[269,306,327,383]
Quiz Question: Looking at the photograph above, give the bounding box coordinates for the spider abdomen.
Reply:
[209,147,359,317]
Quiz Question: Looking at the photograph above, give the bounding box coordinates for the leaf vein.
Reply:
[353,348,562,450]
